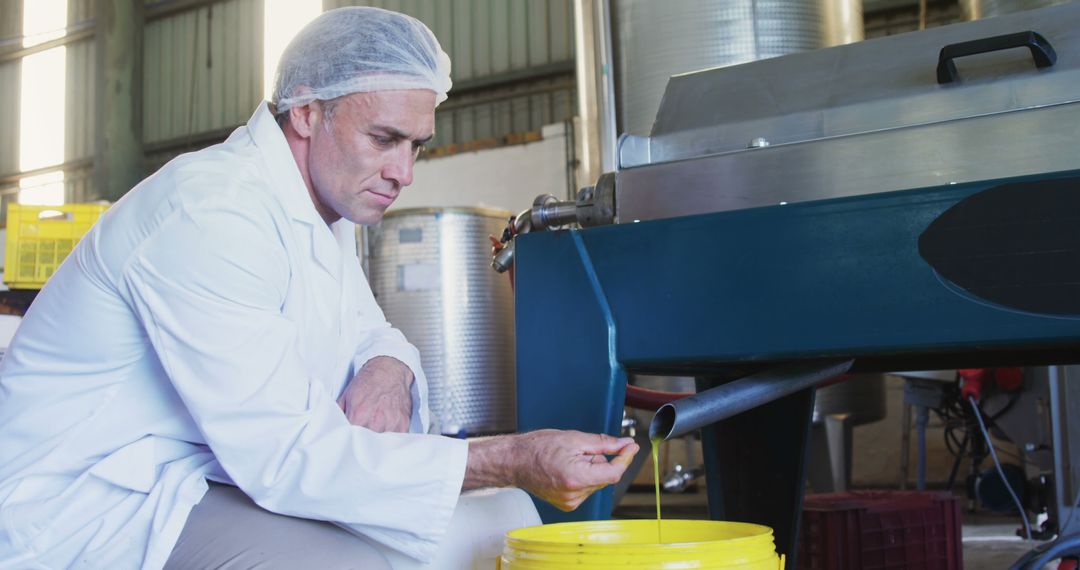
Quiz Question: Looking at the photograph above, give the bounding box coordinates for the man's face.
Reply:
[305,90,435,226]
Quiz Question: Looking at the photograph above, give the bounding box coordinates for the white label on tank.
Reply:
[399,263,440,292]
[399,227,423,243]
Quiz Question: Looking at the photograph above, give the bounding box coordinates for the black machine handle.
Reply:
[937,30,1057,84]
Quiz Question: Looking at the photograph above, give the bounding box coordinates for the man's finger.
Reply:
[610,442,639,468]
[575,433,636,455]
[576,455,636,486]
[584,441,638,466]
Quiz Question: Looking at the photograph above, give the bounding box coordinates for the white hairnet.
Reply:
[272,7,452,112]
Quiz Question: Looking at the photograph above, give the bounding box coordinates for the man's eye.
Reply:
[372,135,395,147]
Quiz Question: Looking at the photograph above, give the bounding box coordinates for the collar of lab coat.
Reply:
[245,102,349,277]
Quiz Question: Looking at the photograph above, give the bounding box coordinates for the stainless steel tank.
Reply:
[962,0,1070,20]
[367,207,516,436]
[814,374,887,426]
[613,0,832,136]
[808,374,887,492]
[821,0,864,47]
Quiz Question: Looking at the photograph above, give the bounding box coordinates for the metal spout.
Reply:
[649,359,854,441]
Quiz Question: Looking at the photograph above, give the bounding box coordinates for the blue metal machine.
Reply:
[508,5,1080,566]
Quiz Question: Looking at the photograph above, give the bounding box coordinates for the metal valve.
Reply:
[491,173,617,273]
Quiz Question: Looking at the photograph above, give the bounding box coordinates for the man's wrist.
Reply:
[463,434,520,490]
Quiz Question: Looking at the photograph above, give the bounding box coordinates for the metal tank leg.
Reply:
[824,414,854,492]
[807,414,854,493]
[698,379,816,568]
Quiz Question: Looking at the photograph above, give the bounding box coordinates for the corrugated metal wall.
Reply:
[325,0,576,149]
[0,0,22,182]
[143,0,262,146]
[1,0,576,206]
[0,0,23,217]
[323,0,573,82]
[65,0,96,202]
[434,77,575,148]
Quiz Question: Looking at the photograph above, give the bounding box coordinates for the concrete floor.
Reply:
[962,514,1059,570]
[615,490,1060,569]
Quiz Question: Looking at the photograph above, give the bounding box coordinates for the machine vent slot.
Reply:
[918,176,1080,317]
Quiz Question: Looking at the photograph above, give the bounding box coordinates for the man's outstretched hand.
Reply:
[465,429,639,511]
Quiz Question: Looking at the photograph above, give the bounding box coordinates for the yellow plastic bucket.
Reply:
[500,519,785,569]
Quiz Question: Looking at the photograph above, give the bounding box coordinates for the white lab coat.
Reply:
[0,103,468,569]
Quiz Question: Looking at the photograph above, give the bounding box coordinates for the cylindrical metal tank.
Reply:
[821,0,865,47]
[807,374,887,493]
[367,208,516,436]
[961,0,1070,20]
[613,0,833,136]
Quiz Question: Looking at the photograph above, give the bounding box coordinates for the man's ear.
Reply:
[289,102,321,139]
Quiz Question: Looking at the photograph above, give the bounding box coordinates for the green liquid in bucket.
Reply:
[652,437,662,543]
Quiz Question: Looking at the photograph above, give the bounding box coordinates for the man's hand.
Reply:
[337,356,414,433]
[465,430,639,512]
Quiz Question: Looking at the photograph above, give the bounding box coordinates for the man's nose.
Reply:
[382,144,415,187]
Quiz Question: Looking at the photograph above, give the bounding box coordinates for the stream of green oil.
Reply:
[652,436,663,544]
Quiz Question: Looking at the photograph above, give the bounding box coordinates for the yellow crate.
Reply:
[4,203,109,290]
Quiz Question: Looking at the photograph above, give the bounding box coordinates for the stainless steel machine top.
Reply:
[615,3,1080,223]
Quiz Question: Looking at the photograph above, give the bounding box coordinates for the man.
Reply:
[0,7,638,569]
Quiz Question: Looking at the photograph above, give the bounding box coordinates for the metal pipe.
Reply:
[649,359,854,441]
[573,0,618,189]
[1050,366,1069,531]
[491,209,531,274]
[594,0,619,174]
[899,402,912,489]
[490,175,616,274]
[530,195,580,231]
[916,405,929,490]
[96,0,145,202]
[450,60,574,97]
[573,0,598,189]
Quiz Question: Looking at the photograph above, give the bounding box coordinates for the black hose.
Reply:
[990,391,1022,422]
[945,434,968,491]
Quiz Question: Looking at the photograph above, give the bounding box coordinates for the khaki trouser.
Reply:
[164,483,541,569]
